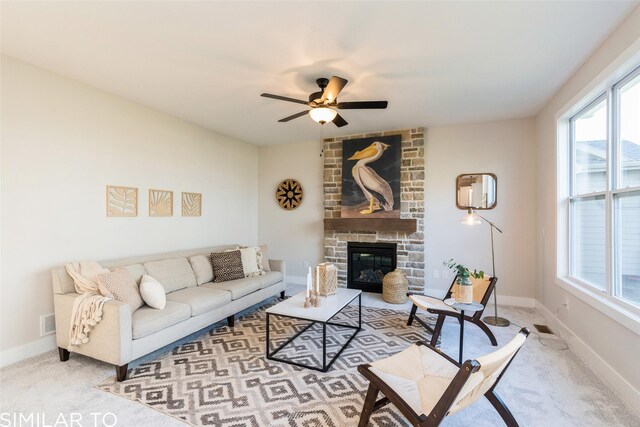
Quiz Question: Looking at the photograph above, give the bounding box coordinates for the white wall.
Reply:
[257,141,324,282]
[425,119,537,305]
[535,6,640,407]
[0,56,259,362]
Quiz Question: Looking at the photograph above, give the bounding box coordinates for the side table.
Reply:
[444,298,484,364]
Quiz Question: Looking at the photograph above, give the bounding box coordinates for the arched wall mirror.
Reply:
[456,173,497,210]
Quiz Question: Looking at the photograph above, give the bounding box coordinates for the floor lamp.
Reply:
[461,208,510,327]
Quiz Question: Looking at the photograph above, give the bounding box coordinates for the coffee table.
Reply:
[265,288,362,372]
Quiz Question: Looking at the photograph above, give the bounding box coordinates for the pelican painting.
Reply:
[341,135,401,218]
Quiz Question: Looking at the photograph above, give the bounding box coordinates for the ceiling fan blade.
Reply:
[321,76,348,103]
[332,113,348,127]
[261,93,309,105]
[278,110,309,122]
[336,101,388,109]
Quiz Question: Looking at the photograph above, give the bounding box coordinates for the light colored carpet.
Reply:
[1,286,639,426]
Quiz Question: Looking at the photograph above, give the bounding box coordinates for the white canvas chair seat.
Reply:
[409,294,458,314]
[369,344,459,415]
[358,328,530,427]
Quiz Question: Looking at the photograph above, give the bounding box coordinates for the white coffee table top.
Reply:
[266,289,362,322]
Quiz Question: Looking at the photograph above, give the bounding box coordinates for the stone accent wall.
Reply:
[323,128,425,293]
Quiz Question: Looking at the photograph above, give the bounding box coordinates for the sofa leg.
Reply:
[280,291,286,299]
[227,315,235,327]
[116,364,128,382]
[58,347,70,362]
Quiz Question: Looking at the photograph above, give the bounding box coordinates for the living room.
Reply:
[1,1,639,426]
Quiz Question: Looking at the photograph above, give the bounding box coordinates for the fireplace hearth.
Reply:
[347,242,397,293]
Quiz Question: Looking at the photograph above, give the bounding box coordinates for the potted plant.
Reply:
[443,259,484,304]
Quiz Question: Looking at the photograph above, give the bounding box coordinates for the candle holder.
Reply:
[313,289,320,307]
[304,296,311,308]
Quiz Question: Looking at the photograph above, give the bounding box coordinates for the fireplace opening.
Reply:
[347,242,397,293]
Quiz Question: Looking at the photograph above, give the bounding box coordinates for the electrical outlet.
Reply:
[433,269,440,279]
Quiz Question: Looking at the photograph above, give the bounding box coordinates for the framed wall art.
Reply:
[106,185,138,217]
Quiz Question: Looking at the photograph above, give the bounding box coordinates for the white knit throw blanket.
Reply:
[65,261,112,346]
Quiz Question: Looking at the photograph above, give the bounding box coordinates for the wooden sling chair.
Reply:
[357,328,530,427]
[407,275,499,347]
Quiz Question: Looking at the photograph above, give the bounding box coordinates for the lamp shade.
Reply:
[309,107,337,124]
[461,208,481,225]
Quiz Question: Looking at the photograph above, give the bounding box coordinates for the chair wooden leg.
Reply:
[58,347,70,362]
[430,314,445,347]
[486,390,519,427]
[116,364,129,382]
[407,304,418,326]
[358,383,379,427]
[473,318,498,346]
[227,315,235,327]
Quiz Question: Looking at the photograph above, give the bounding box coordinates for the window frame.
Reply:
[561,64,640,326]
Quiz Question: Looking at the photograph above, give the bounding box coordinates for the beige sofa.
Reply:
[51,245,285,381]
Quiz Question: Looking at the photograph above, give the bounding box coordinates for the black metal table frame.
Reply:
[265,293,361,372]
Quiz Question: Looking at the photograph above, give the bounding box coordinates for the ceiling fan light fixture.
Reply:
[309,107,337,124]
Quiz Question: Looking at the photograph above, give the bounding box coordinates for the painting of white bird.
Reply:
[341,135,401,218]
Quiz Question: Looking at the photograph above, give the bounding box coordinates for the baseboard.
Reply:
[536,300,640,412]
[0,334,57,368]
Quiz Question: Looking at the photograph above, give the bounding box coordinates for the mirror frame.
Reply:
[456,173,497,210]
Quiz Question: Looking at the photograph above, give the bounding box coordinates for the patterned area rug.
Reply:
[99,302,436,426]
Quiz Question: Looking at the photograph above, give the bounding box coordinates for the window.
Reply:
[567,66,640,309]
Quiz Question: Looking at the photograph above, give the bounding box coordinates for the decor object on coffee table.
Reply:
[181,192,202,216]
[106,185,138,217]
[407,275,499,347]
[315,263,338,296]
[382,268,408,304]
[149,189,173,217]
[461,208,509,327]
[265,288,361,372]
[357,328,530,427]
[276,179,303,210]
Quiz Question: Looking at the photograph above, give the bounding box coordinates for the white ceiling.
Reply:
[2,1,638,145]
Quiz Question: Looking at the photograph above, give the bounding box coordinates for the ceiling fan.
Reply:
[260,76,388,127]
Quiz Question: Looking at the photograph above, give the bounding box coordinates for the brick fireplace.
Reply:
[322,128,425,293]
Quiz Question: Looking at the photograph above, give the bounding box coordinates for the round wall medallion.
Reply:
[276,179,303,210]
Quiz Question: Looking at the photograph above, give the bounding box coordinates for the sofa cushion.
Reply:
[143,258,197,293]
[260,271,284,288]
[203,276,262,300]
[188,254,214,285]
[166,287,232,316]
[98,269,144,312]
[259,244,271,272]
[120,264,146,285]
[132,301,191,339]
[210,250,244,282]
[140,275,167,309]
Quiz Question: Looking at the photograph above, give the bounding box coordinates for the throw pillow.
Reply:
[97,269,144,312]
[239,247,265,278]
[259,244,271,272]
[140,275,166,309]
[210,250,244,282]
